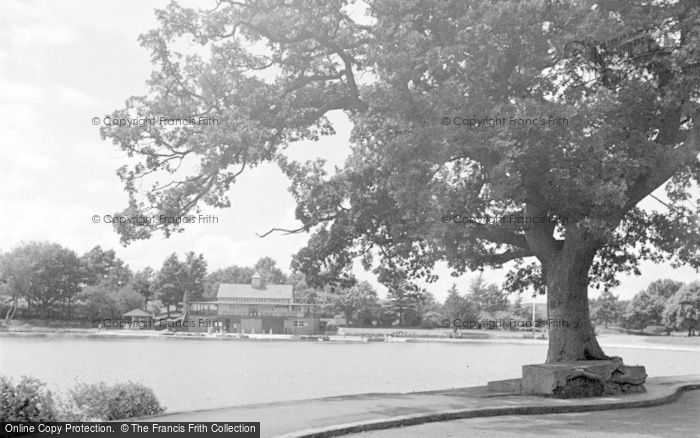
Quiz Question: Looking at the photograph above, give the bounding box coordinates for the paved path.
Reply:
[350,390,700,438]
[143,375,700,438]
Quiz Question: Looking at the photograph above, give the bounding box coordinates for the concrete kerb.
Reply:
[274,382,700,438]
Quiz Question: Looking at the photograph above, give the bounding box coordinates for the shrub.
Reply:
[0,376,57,421]
[70,381,165,420]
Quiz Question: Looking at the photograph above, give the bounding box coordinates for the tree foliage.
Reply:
[180,251,208,301]
[155,253,184,316]
[663,281,700,335]
[101,0,700,362]
[623,278,683,331]
[590,289,622,328]
[468,274,509,314]
[80,246,132,289]
[0,242,83,319]
[205,257,292,299]
[385,282,424,326]
[131,267,155,309]
[443,283,478,331]
[153,251,207,316]
[324,280,379,325]
[102,0,700,289]
[77,283,144,320]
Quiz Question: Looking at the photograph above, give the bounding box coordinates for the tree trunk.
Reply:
[545,249,608,363]
[5,293,19,321]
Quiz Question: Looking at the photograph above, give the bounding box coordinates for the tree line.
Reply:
[589,279,700,336]
[1,241,522,327]
[3,241,695,334]
[0,242,208,321]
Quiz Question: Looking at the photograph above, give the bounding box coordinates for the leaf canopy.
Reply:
[102,0,700,291]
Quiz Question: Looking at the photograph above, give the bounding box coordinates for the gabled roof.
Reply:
[217,283,293,300]
[123,309,153,317]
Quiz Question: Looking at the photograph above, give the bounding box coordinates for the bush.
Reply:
[0,376,58,421]
[70,381,165,420]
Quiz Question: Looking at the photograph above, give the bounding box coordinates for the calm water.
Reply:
[1,336,698,413]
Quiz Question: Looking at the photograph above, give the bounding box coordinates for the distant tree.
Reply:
[155,253,184,317]
[355,292,382,326]
[663,282,700,336]
[591,290,621,329]
[290,272,320,304]
[78,283,144,321]
[14,243,83,319]
[512,295,525,319]
[623,291,659,332]
[647,279,685,302]
[417,292,443,328]
[466,275,509,316]
[443,284,478,333]
[205,265,255,298]
[623,279,684,331]
[254,257,288,284]
[131,268,155,310]
[78,285,115,320]
[467,275,487,314]
[0,245,37,321]
[481,285,510,314]
[386,283,423,327]
[420,310,444,329]
[375,303,397,327]
[327,281,379,326]
[180,252,207,302]
[116,284,146,318]
[80,246,132,289]
[204,257,288,299]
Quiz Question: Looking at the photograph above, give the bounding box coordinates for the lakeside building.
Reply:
[122,308,154,329]
[185,272,319,335]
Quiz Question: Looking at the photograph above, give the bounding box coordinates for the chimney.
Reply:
[251,272,262,289]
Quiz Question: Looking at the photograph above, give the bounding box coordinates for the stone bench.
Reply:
[521,358,647,398]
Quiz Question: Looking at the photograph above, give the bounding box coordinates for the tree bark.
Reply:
[5,294,17,322]
[545,245,608,363]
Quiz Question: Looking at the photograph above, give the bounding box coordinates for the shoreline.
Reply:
[2,329,699,352]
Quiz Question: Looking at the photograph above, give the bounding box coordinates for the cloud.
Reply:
[7,23,78,48]
[0,1,79,52]
[0,147,55,173]
[0,79,45,102]
[56,85,96,107]
[0,196,95,252]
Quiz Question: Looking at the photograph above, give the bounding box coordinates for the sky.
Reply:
[0,0,697,304]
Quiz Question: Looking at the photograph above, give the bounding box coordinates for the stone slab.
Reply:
[486,378,522,394]
[521,360,645,396]
[612,365,647,385]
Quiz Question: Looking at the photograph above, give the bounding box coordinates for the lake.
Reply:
[1,336,699,413]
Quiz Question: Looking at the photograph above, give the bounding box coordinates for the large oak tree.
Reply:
[103,0,700,363]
